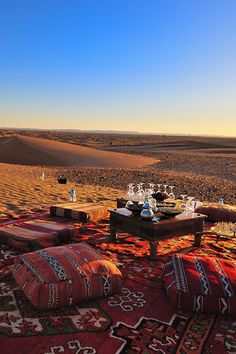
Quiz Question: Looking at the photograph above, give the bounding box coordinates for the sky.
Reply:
[0,0,236,136]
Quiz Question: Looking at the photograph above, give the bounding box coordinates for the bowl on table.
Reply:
[156,201,176,208]
[159,208,182,218]
[126,203,143,215]
[125,201,143,214]
[152,193,168,202]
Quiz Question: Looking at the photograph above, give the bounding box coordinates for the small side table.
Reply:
[211,222,236,241]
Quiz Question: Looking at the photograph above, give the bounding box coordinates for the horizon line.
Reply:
[0,126,235,139]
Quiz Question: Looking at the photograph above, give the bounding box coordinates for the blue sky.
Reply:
[0,0,235,136]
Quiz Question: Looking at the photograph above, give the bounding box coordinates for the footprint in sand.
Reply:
[97,197,109,201]
[6,203,18,210]
[19,201,28,206]
[6,204,25,214]
[31,207,46,212]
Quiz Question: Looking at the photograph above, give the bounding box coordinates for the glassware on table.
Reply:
[186,196,195,211]
[144,188,151,199]
[125,200,134,208]
[127,183,135,201]
[140,200,154,220]
[168,186,175,200]
[139,182,144,192]
[163,185,169,196]
[179,194,188,211]
[148,195,158,212]
[149,183,155,195]
[156,184,162,193]
[136,183,145,203]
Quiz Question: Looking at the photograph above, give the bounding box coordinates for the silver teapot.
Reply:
[140,200,154,220]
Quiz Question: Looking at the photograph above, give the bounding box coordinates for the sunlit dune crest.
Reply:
[0,135,158,168]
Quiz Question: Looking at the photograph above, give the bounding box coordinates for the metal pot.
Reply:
[140,201,154,220]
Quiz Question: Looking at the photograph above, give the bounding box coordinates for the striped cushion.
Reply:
[13,242,123,310]
[50,202,111,222]
[0,220,75,252]
[195,203,236,222]
[162,254,236,315]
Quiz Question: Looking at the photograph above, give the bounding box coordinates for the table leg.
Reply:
[194,232,202,247]
[110,227,117,242]
[149,241,159,260]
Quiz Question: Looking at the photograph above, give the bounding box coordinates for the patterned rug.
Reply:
[0,214,235,354]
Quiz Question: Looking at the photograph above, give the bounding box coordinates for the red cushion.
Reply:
[13,242,123,310]
[162,254,236,315]
[0,220,75,252]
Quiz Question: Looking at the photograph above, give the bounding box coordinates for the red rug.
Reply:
[0,214,235,354]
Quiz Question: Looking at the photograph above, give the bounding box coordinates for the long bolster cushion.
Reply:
[0,219,75,252]
[13,242,123,310]
[162,254,236,315]
[195,202,236,222]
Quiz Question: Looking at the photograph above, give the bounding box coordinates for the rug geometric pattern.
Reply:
[0,214,235,353]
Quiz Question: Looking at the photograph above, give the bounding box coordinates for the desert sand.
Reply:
[0,163,121,218]
[0,133,154,217]
[0,135,158,168]
[0,129,235,218]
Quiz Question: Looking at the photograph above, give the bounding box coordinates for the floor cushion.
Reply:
[50,202,112,222]
[0,219,75,252]
[195,202,236,222]
[13,242,123,310]
[162,254,236,315]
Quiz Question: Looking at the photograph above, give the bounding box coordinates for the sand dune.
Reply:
[0,135,158,168]
[0,130,234,218]
[0,135,63,166]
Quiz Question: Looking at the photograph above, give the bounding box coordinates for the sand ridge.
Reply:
[0,135,158,168]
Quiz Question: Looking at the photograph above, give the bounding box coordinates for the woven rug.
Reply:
[0,214,235,354]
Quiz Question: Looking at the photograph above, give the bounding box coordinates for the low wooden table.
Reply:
[109,209,206,259]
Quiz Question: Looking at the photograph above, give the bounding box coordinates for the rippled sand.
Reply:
[0,163,122,217]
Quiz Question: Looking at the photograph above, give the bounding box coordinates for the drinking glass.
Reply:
[136,183,145,203]
[148,195,157,212]
[144,188,151,199]
[149,183,155,195]
[180,194,187,211]
[186,197,195,211]
[168,186,175,200]
[163,185,169,196]
[127,183,135,201]
[156,184,162,193]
